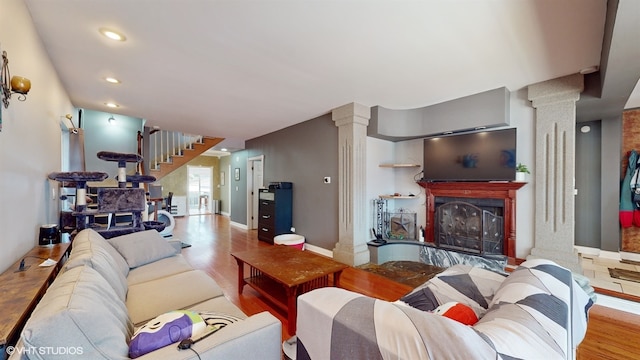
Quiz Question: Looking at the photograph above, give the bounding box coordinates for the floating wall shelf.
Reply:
[378,163,420,168]
[379,195,417,199]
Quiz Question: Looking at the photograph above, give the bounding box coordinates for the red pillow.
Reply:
[433,302,478,325]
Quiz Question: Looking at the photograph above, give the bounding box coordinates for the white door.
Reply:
[248,156,264,229]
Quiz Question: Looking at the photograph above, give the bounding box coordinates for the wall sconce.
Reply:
[108,116,116,125]
[1,50,31,109]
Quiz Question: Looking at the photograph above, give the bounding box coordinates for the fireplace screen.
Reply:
[435,201,503,255]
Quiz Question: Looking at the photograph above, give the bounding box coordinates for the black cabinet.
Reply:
[258,188,292,244]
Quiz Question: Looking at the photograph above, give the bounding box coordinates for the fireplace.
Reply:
[435,199,503,255]
[417,181,525,265]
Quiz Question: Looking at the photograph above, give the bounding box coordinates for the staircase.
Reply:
[147,130,224,180]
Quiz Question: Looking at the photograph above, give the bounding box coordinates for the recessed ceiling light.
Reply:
[99,28,126,41]
[105,102,119,108]
[105,77,121,84]
[220,148,228,152]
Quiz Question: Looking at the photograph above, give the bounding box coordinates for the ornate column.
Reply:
[527,74,583,272]
[332,103,371,266]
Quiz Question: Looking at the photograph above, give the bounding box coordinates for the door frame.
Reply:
[187,165,213,215]
[247,155,264,229]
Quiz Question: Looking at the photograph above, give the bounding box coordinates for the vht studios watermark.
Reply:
[6,345,84,356]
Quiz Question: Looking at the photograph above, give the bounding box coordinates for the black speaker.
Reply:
[39,224,60,245]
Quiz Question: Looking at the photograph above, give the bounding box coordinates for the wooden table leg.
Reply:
[286,286,298,334]
[334,269,344,288]
[235,259,245,294]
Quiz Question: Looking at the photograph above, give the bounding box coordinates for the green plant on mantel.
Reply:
[516,163,530,174]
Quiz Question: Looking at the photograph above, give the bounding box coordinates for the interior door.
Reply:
[250,156,264,229]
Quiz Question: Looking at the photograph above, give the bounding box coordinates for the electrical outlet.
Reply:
[323,177,331,184]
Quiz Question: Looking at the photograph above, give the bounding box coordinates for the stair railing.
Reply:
[149,130,204,170]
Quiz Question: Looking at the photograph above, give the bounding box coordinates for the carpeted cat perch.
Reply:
[49,151,161,238]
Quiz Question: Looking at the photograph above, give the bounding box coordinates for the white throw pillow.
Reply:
[108,230,179,268]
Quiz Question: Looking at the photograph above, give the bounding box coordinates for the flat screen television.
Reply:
[422,128,516,182]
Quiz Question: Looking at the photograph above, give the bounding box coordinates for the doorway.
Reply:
[187,166,213,215]
[248,155,264,229]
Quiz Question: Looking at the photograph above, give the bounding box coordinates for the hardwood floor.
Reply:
[174,214,640,359]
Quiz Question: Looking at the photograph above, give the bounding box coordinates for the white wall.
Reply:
[365,88,536,259]
[366,137,394,237]
[509,88,536,259]
[0,0,74,273]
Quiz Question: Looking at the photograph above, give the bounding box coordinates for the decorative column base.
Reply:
[333,242,371,268]
[527,248,582,273]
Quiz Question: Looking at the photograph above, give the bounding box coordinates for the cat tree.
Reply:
[49,151,162,238]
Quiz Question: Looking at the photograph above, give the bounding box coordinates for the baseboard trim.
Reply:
[230,221,248,230]
[620,251,640,262]
[304,243,333,258]
[574,245,601,257]
[574,246,622,261]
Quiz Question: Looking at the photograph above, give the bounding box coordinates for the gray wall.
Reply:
[601,117,622,252]
[245,114,339,251]
[575,121,602,248]
[230,151,248,224]
[81,109,143,176]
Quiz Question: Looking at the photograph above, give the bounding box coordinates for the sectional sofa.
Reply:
[10,229,282,359]
[296,258,594,360]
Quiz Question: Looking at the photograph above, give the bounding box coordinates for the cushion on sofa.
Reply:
[127,270,225,325]
[65,233,129,301]
[129,310,206,358]
[108,230,179,268]
[21,265,133,360]
[186,297,248,320]
[129,310,242,358]
[129,312,281,360]
[473,259,577,360]
[80,228,130,277]
[126,255,194,286]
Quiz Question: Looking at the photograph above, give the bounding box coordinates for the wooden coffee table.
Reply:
[231,246,348,334]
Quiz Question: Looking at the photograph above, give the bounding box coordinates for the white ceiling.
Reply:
[23,0,640,149]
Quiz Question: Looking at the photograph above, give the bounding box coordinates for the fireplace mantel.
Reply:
[417,181,526,265]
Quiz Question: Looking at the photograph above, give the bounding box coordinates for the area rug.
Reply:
[357,261,445,288]
[609,268,640,283]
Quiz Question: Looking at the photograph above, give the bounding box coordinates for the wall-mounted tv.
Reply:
[422,128,516,182]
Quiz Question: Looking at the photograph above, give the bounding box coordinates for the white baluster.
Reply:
[154,130,158,169]
[165,130,170,162]
[172,131,176,156]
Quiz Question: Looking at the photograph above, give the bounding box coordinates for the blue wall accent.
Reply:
[81,109,144,177]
